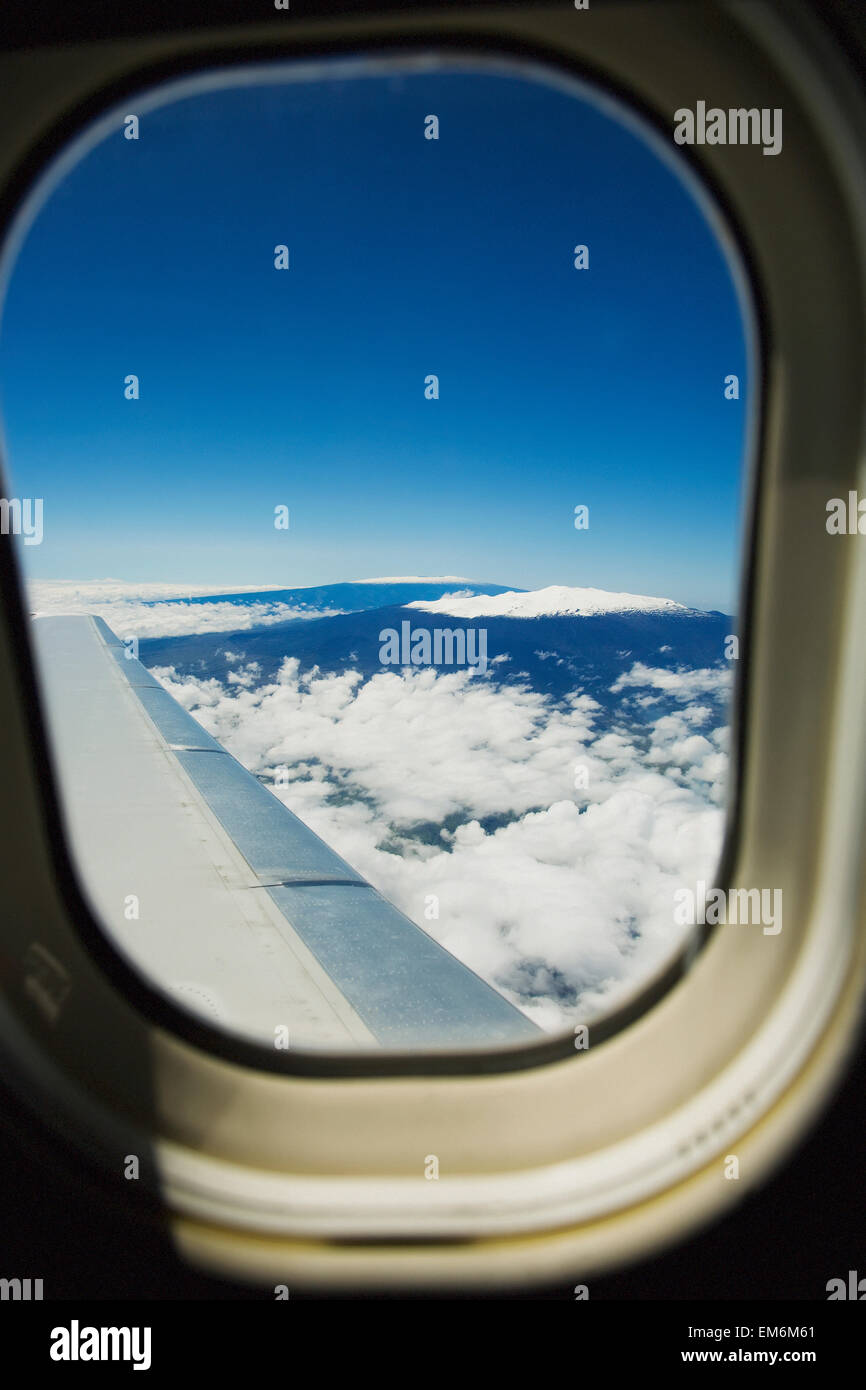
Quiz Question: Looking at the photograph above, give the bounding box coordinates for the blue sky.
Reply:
[0,58,750,612]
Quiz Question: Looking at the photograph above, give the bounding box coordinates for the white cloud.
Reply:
[152,655,729,1035]
[28,580,342,638]
[227,661,261,687]
[29,579,274,606]
[610,661,732,701]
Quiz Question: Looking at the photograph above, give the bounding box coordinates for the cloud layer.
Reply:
[28,580,340,638]
[153,655,730,1034]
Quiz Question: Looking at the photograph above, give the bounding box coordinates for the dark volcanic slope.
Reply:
[141,603,734,714]
[138,579,514,615]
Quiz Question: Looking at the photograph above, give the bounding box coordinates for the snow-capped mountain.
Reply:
[406,585,692,619]
[138,578,732,719]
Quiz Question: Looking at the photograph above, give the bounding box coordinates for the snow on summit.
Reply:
[406,585,690,619]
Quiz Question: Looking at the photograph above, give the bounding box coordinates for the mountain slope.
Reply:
[140,584,733,715]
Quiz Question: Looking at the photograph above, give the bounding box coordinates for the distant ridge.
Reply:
[350,575,479,585]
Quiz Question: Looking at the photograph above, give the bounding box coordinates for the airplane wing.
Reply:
[29,615,541,1050]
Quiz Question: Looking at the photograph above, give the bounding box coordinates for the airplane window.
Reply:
[0,53,752,1055]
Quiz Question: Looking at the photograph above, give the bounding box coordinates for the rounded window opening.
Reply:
[0,52,754,1054]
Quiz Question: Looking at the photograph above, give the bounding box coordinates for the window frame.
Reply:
[0,0,863,1290]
